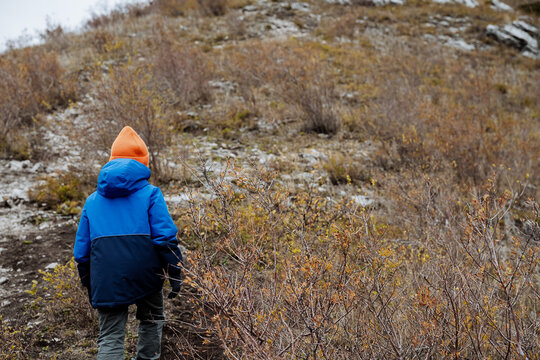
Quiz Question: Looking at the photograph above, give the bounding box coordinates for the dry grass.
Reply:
[88,63,172,179]
[323,151,370,185]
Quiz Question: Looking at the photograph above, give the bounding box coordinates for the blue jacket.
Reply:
[73,159,182,308]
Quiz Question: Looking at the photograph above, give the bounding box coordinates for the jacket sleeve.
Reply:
[74,207,91,288]
[149,187,183,279]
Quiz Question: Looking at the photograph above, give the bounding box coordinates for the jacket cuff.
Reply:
[155,245,182,279]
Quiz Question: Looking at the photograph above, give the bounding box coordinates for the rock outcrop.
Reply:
[487,20,540,58]
[432,0,478,8]
[491,0,513,11]
[325,0,405,5]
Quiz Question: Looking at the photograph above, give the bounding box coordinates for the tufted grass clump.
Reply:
[35,259,97,326]
[323,152,370,185]
[28,171,93,215]
[0,316,28,360]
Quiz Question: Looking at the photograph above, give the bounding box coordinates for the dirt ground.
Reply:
[0,221,76,321]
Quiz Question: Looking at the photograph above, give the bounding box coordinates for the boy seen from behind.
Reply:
[74,126,182,360]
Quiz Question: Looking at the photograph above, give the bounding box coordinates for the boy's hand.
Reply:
[168,278,181,299]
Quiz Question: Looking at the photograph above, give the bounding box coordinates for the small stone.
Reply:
[30,163,44,173]
[45,263,59,270]
[0,277,8,285]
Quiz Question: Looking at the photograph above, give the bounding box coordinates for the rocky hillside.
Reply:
[1,0,539,358]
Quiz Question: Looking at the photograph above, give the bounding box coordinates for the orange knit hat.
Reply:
[109,126,149,167]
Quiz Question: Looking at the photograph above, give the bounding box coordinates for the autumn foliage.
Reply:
[169,163,539,359]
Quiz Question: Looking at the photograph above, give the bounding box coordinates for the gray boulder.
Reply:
[486,20,539,58]
[491,0,513,11]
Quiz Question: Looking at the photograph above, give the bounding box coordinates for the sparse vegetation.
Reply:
[323,151,370,185]
[172,164,539,359]
[28,171,93,215]
[152,26,212,107]
[0,47,77,159]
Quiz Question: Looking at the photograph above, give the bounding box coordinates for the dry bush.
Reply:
[28,259,97,328]
[20,259,98,359]
[221,40,303,99]
[384,169,540,358]
[40,22,70,51]
[167,164,539,359]
[89,63,172,180]
[318,13,359,40]
[323,152,370,185]
[225,11,247,39]
[197,0,228,16]
[87,29,128,61]
[151,28,212,108]
[0,48,77,158]
[340,42,540,188]
[222,40,339,133]
[292,80,340,135]
[155,0,197,16]
[85,2,153,29]
[155,0,227,16]
[28,170,94,215]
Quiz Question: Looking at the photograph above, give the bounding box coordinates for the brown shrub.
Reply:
[85,2,153,28]
[87,29,127,60]
[152,35,212,107]
[168,165,539,359]
[28,170,94,215]
[323,152,370,185]
[155,0,227,16]
[222,40,339,133]
[292,80,340,135]
[339,42,540,188]
[89,63,172,180]
[40,22,70,51]
[0,317,28,359]
[30,259,97,327]
[0,48,77,158]
[155,0,195,16]
[197,0,228,16]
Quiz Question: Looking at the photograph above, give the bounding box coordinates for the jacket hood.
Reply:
[97,158,151,198]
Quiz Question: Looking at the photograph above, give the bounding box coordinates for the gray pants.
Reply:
[97,290,165,360]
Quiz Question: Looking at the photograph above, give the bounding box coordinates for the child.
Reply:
[74,126,182,360]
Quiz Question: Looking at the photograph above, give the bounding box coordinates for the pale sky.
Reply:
[0,0,147,52]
